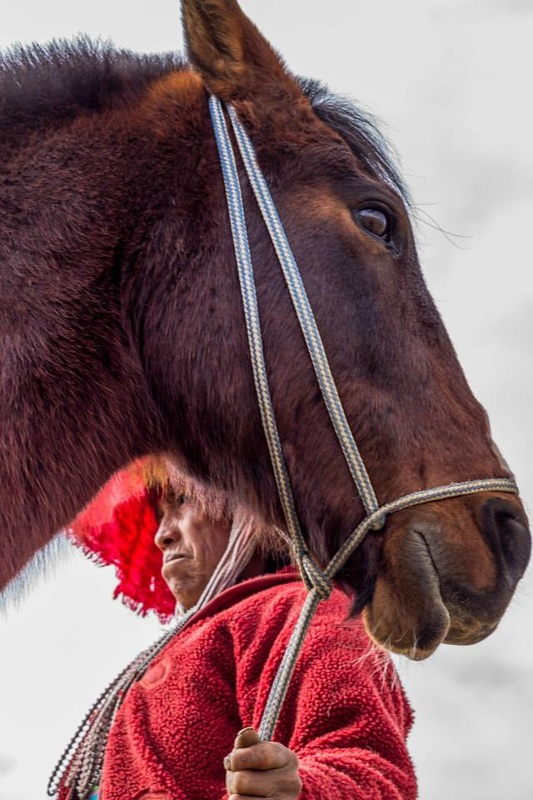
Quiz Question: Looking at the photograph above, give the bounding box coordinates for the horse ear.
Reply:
[182,0,298,99]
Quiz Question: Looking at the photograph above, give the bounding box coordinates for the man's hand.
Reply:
[225,727,302,800]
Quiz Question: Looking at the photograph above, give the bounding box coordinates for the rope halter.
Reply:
[209,94,517,740]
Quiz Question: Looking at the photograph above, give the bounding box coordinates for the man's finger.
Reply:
[226,764,301,797]
[228,741,293,772]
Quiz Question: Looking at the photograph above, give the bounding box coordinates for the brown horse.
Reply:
[0,0,530,659]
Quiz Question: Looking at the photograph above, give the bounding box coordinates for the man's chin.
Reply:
[165,572,201,610]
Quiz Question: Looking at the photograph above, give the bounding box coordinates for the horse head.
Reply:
[155,0,529,658]
[0,0,529,660]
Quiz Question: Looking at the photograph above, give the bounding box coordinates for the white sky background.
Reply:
[0,1,532,798]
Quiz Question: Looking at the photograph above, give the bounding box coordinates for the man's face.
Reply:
[154,492,231,609]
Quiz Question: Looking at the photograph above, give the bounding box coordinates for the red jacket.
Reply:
[95,572,416,799]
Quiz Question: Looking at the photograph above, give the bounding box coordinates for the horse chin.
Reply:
[443,617,498,646]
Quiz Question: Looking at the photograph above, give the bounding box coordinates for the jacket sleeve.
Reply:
[273,619,417,800]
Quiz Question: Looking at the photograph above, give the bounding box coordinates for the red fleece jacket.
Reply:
[77,572,417,800]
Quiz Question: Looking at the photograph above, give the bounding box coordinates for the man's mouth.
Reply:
[165,552,189,564]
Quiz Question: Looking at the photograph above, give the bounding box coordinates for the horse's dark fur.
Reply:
[0,38,406,594]
[0,0,529,659]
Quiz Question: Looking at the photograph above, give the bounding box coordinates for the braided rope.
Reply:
[257,478,517,741]
[325,478,517,579]
[209,95,518,741]
[226,103,381,523]
[209,96,313,586]
[48,508,259,798]
[47,613,196,799]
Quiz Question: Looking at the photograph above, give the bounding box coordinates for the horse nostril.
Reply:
[481,499,531,584]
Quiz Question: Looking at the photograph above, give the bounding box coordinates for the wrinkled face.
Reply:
[154,492,231,609]
[142,0,531,658]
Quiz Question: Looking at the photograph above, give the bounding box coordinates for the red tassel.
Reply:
[68,470,175,620]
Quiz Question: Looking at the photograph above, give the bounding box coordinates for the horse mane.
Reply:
[0,39,405,201]
[0,37,184,145]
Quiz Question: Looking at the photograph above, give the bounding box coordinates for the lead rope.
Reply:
[48,516,258,799]
[208,95,518,741]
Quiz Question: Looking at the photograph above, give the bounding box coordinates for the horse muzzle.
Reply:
[363,495,531,660]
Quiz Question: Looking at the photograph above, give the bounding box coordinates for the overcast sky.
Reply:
[1,2,532,799]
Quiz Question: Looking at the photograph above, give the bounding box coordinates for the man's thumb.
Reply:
[234,726,261,749]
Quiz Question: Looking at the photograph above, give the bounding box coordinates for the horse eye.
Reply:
[356,207,391,240]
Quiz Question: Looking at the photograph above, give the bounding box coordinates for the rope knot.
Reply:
[298,552,333,600]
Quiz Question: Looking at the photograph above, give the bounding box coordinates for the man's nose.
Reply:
[154,520,179,550]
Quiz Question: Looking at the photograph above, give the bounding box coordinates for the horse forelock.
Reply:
[298,78,410,205]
